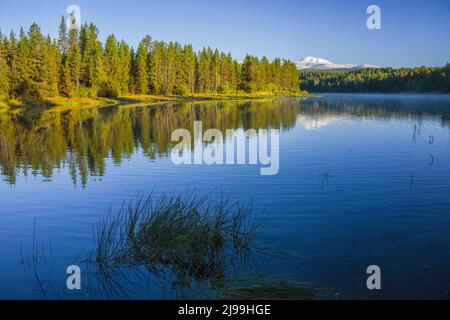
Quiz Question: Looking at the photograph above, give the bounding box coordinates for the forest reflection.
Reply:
[1,96,450,186]
[0,99,299,186]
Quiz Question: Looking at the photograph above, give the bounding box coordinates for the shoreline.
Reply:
[0,92,309,112]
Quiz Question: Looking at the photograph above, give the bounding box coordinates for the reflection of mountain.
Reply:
[2,95,450,186]
[300,95,450,126]
[296,114,350,130]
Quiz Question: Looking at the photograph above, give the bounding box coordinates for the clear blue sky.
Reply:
[0,0,449,67]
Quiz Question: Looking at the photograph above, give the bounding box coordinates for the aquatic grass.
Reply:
[21,191,316,299]
[90,191,261,292]
[86,191,317,299]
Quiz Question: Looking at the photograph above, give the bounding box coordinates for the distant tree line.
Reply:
[0,17,300,101]
[300,66,450,93]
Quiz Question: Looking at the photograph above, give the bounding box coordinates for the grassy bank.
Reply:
[0,91,309,111]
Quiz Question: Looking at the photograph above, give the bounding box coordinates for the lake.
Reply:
[1,94,450,299]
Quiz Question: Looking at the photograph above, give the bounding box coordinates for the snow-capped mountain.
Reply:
[296,56,380,71]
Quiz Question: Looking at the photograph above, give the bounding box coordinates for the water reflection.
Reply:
[1,95,450,186]
[0,100,298,186]
[2,94,450,299]
[298,94,450,127]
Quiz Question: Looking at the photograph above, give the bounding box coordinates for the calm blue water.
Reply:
[1,94,450,299]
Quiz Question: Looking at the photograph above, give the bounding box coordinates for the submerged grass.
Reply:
[23,191,316,299]
[89,191,263,297]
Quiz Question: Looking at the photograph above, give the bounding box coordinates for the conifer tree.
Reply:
[81,23,106,94]
[58,16,69,53]
[104,34,121,95]
[196,48,211,93]
[133,36,151,94]
[41,36,60,97]
[181,44,196,93]
[7,31,19,97]
[118,40,132,94]
[66,23,81,96]
[59,58,73,97]
[0,32,10,98]
[149,40,166,95]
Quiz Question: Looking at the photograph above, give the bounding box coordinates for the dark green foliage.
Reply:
[300,66,450,93]
[0,20,301,102]
[0,32,10,98]
[174,84,188,96]
[97,86,118,98]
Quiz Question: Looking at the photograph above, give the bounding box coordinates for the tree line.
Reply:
[300,66,450,93]
[0,17,300,101]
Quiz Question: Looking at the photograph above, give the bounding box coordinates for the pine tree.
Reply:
[59,57,73,97]
[180,44,196,93]
[58,16,69,53]
[41,36,60,97]
[133,36,151,94]
[80,23,106,95]
[149,40,165,95]
[233,60,242,92]
[281,60,299,93]
[0,31,10,98]
[7,31,19,97]
[211,49,220,91]
[66,23,81,96]
[118,40,132,94]
[27,23,47,97]
[196,48,211,93]
[166,41,177,94]
[104,34,120,95]
[219,52,234,92]
[242,55,260,92]
[271,58,282,90]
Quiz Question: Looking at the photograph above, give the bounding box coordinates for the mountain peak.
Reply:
[297,56,380,71]
[302,56,333,64]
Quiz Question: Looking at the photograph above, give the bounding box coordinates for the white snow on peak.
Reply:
[302,56,333,65]
[297,56,380,71]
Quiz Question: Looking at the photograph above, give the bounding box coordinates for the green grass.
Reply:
[92,191,258,287]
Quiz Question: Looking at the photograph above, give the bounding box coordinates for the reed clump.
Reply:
[87,191,316,299]
[93,192,258,285]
